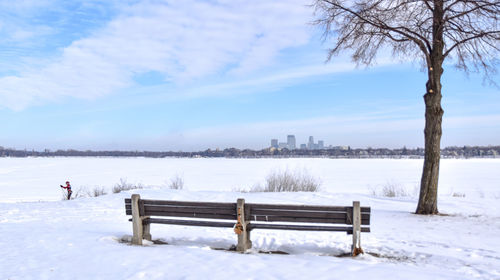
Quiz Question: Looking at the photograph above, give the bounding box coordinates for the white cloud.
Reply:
[0,0,315,110]
[119,61,363,107]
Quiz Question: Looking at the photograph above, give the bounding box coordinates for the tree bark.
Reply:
[416,0,444,215]
[416,75,443,214]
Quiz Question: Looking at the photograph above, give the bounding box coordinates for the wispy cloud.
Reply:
[0,0,315,110]
[122,61,361,105]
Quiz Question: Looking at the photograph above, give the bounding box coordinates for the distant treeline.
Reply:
[0,146,499,158]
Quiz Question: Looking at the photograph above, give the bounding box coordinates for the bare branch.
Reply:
[313,0,499,81]
[445,1,500,22]
[316,0,432,65]
[444,31,500,58]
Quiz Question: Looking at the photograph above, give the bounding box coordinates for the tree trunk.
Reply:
[416,0,445,215]
[416,77,443,214]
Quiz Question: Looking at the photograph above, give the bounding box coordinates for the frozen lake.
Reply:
[1,157,498,202]
[1,157,500,279]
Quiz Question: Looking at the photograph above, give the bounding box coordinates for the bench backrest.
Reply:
[125,198,370,229]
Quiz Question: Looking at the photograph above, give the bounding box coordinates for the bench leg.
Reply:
[237,228,252,252]
[351,201,364,256]
[236,198,252,252]
[143,218,152,241]
[131,194,144,245]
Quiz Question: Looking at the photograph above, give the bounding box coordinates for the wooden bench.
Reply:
[125,194,370,255]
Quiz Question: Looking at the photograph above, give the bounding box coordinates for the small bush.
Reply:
[71,187,87,199]
[112,178,143,194]
[371,181,412,197]
[452,192,466,198]
[250,169,321,192]
[88,187,107,197]
[168,175,184,190]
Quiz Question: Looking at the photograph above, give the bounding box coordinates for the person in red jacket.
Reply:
[60,181,72,200]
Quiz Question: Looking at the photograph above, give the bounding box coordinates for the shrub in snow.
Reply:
[452,192,465,197]
[112,178,143,193]
[168,175,184,190]
[88,187,107,197]
[251,169,321,192]
[370,181,414,197]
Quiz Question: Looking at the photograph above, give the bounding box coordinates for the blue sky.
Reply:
[0,0,499,151]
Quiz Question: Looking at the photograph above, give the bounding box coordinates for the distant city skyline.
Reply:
[271,135,336,150]
[0,1,498,152]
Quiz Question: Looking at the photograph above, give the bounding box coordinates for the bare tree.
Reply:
[313,0,499,214]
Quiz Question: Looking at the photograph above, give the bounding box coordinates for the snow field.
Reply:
[1,157,499,202]
[0,158,499,279]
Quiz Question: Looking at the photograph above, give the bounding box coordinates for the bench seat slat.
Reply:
[141,199,236,209]
[250,209,347,218]
[247,203,370,213]
[146,218,235,228]
[145,211,236,220]
[249,223,371,232]
[144,205,236,215]
[249,215,370,225]
[247,203,348,212]
[249,209,370,219]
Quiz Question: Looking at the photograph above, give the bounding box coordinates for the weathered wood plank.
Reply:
[247,203,370,213]
[142,199,236,209]
[250,224,349,231]
[147,218,235,228]
[250,223,371,232]
[143,205,236,215]
[247,203,348,212]
[144,211,236,220]
[250,209,348,219]
[248,215,370,225]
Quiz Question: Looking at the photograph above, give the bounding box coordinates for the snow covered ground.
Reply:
[1,157,499,279]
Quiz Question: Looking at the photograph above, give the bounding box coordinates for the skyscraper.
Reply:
[271,139,278,148]
[287,135,296,150]
[308,136,314,150]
